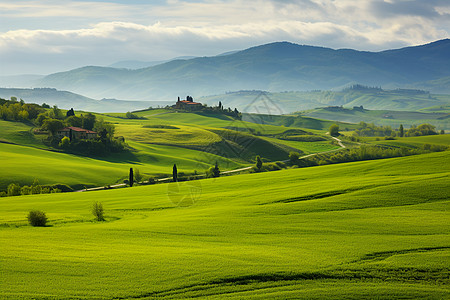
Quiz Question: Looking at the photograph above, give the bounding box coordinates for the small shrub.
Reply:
[92,202,105,221]
[0,191,7,197]
[28,210,47,227]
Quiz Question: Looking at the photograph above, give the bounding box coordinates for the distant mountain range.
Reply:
[19,39,448,101]
[0,88,171,113]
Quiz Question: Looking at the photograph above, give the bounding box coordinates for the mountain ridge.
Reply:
[33,39,450,100]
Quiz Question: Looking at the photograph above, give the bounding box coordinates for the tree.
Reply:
[173,164,178,182]
[48,105,64,119]
[213,161,220,177]
[31,179,41,194]
[289,152,300,165]
[42,118,65,136]
[7,183,21,196]
[92,202,105,221]
[440,129,445,134]
[134,168,142,183]
[218,101,222,110]
[329,124,340,137]
[256,155,263,170]
[28,210,47,227]
[129,168,134,187]
[82,113,96,130]
[66,108,75,117]
[59,136,70,149]
[399,124,404,137]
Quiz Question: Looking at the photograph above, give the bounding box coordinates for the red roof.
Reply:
[179,100,201,105]
[60,127,96,134]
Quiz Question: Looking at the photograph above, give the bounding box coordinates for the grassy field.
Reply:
[301,107,450,130]
[0,151,448,299]
[368,134,450,149]
[0,110,338,190]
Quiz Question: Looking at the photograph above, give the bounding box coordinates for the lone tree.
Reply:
[92,202,105,221]
[399,124,404,137]
[129,168,134,187]
[329,124,340,137]
[213,161,220,177]
[66,108,75,117]
[289,152,300,165]
[28,210,47,227]
[172,164,178,182]
[256,155,263,170]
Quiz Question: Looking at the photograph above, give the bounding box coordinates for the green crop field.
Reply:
[0,110,338,191]
[1,151,449,299]
[369,134,450,149]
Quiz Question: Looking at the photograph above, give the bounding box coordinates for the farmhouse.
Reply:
[56,127,97,140]
[173,96,202,110]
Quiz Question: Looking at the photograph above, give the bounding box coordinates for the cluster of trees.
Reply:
[354,122,395,137]
[354,122,442,138]
[1,179,62,197]
[0,97,46,122]
[289,143,447,168]
[39,107,125,155]
[406,124,439,137]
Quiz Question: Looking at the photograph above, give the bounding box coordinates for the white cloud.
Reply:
[0,0,448,74]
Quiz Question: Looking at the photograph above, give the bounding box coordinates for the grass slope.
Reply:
[302,107,449,130]
[0,152,448,299]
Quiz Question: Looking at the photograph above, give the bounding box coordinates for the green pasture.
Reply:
[0,152,448,299]
[0,120,46,148]
[369,134,450,149]
[0,141,241,190]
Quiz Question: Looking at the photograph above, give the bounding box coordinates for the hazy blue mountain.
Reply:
[0,88,171,113]
[108,56,197,69]
[0,74,45,88]
[36,39,450,100]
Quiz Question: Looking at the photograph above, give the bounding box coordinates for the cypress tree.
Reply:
[399,124,404,137]
[213,161,220,177]
[129,168,134,187]
[173,164,178,182]
[256,155,263,170]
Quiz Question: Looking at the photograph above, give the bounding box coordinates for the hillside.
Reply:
[0,108,340,190]
[300,107,450,130]
[199,88,450,114]
[1,152,448,298]
[0,88,171,112]
[34,39,450,100]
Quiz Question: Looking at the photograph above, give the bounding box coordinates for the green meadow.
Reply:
[0,151,449,299]
[0,110,337,190]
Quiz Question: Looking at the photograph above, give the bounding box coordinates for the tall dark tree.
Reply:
[256,155,263,170]
[218,101,222,110]
[173,164,178,182]
[399,124,404,137]
[213,161,220,177]
[66,108,75,117]
[129,168,134,187]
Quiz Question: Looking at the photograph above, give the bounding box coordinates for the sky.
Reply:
[1,0,449,75]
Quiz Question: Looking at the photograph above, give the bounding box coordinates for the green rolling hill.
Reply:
[0,151,448,298]
[0,108,340,191]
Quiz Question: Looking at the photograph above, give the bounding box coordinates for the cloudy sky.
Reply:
[1,0,449,75]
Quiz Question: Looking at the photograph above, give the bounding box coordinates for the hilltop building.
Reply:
[173,96,202,110]
[56,127,97,140]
